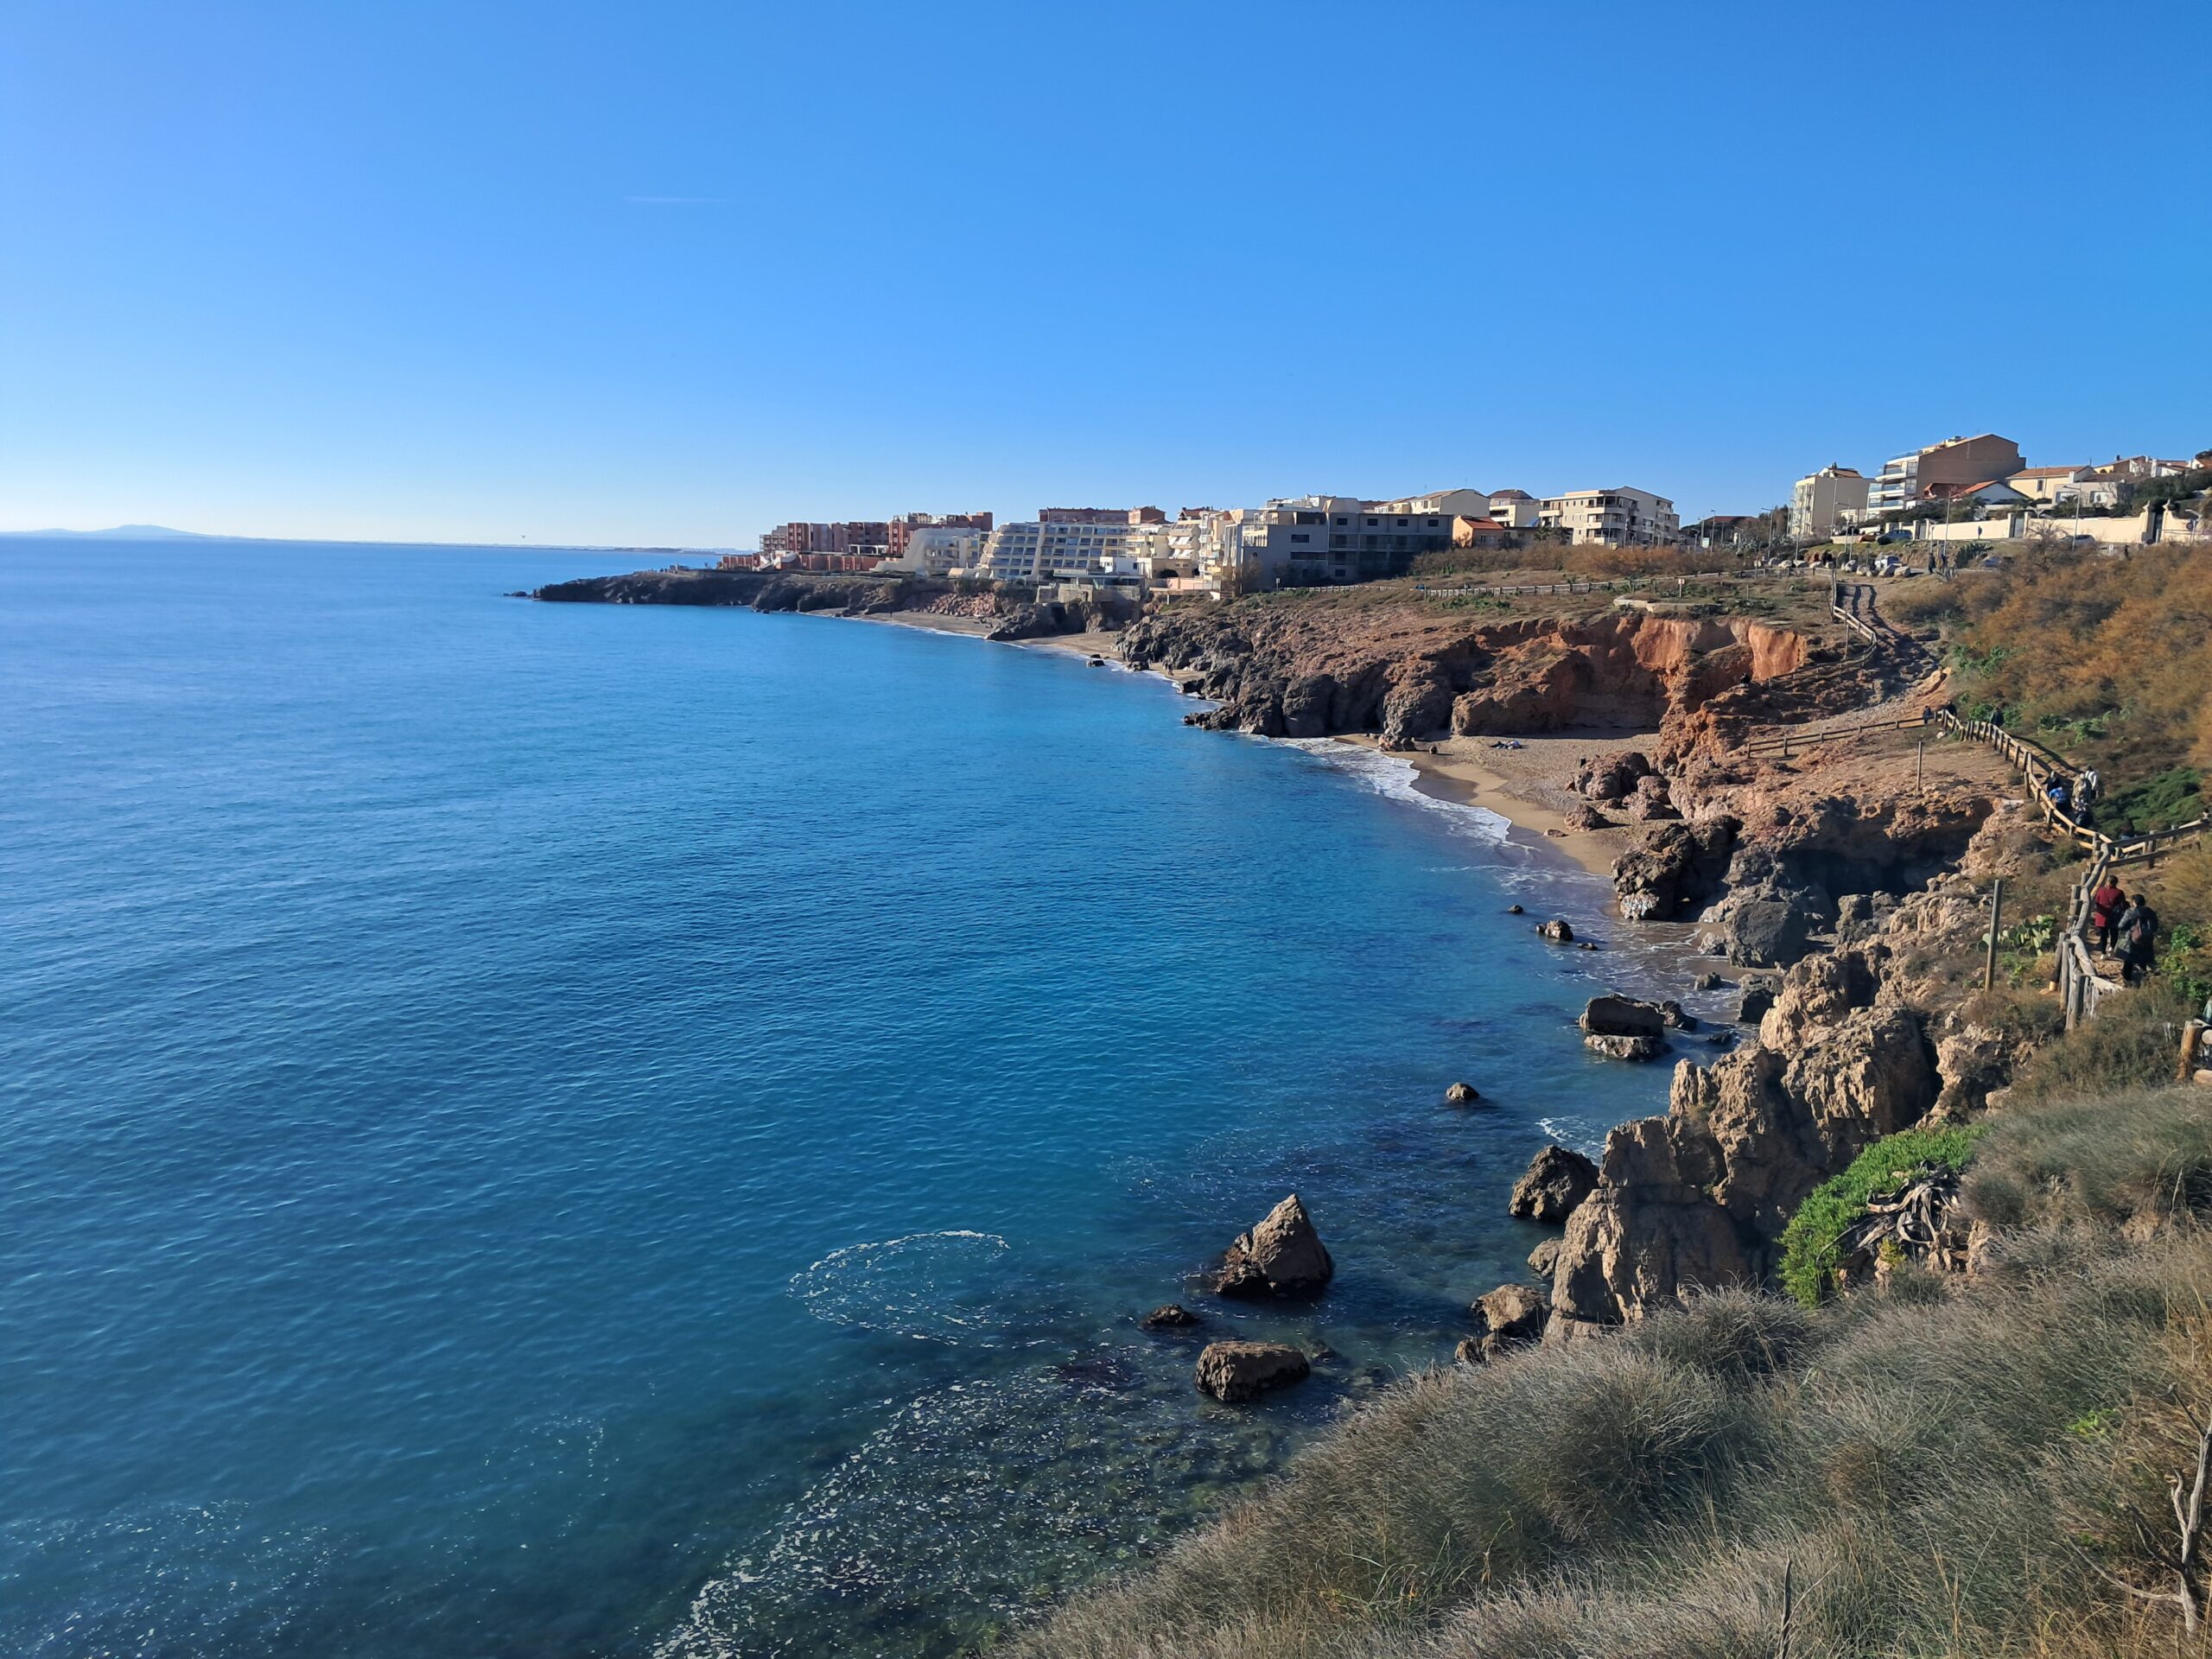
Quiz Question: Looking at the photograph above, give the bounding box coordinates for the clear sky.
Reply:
[3,2,2205,547]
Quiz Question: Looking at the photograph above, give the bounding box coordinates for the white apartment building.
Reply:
[1486,489,1541,529]
[1790,464,1870,540]
[879,525,984,575]
[975,519,1142,584]
[1537,486,1680,546]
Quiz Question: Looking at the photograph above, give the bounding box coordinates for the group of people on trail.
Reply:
[2089,875,2160,986]
[2044,766,2101,827]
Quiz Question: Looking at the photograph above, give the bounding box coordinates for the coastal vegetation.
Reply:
[1013,1086,2212,1659]
[1885,543,2212,829]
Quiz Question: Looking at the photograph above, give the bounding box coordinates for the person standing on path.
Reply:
[2091,875,2126,955]
[2118,893,2160,987]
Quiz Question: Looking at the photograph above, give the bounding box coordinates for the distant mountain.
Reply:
[1,524,220,540]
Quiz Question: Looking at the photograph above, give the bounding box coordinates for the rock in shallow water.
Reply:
[1459,1283,1550,1362]
[1585,1032,1666,1062]
[1140,1304,1200,1331]
[1537,918,1575,943]
[1213,1193,1334,1298]
[1194,1340,1311,1402]
[1444,1081,1484,1108]
[1510,1145,1599,1223]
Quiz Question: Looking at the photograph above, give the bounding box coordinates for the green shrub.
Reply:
[1777,1125,1986,1308]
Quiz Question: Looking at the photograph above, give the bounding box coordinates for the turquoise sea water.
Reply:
[1,541,1699,1656]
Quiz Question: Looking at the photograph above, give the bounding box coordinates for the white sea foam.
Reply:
[788,1230,1016,1344]
[1272,737,1512,842]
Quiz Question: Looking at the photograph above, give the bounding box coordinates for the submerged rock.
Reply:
[1510,1144,1599,1223]
[1444,1081,1484,1109]
[1194,1340,1311,1402]
[1140,1304,1200,1331]
[1213,1193,1334,1298]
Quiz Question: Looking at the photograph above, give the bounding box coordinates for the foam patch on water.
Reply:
[652,1357,1285,1658]
[1537,1115,1612,1160]
[789,1231,1020,1345]
[1274,738,1511,842]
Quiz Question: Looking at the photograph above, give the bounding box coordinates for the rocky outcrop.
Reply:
[1214,1194,1334,1298]
[1527,1237,1562,1277]
[1141,1304,1201,1331]
[1612,817,1738,920]
[1458,1283,1549,1363]
[531,568,1125,639]
[1581,995,1666,1039]
[1548,929,1943,1335]
[1194,1340,1311,1402]
[1573,751,1654,802]
[1444,1082,1484,1109]
[1509,1145,1599,1223]
[1536,918,1576,943]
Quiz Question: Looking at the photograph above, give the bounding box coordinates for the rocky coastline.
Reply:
[537,563,2022,1382]
[531,566,1135,643]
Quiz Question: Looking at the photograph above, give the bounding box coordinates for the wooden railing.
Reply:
[1935,709,2210,1027]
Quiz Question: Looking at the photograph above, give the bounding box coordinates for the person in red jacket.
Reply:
[2090,875,2126,954]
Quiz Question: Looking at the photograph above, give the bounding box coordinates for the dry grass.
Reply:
[1009,1090,2212,1659]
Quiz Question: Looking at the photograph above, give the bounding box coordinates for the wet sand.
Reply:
[1336,732,1653,880]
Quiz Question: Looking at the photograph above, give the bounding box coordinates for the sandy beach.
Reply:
[1336,731,1651,880]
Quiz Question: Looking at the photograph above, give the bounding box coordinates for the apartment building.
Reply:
[1790,464,1870,540]
[1537,486,1680,546]
[976,516,1150,583]
[879,525,987,576]
[886,511,992,562]
[1039,505,1166,525]
[1235,495,1457,587]
[760,519,892,558]
[1486,489,1541,529]
[1365,487,1492,518]
[1865,434,2024,518]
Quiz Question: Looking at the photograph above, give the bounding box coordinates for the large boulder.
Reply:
[1140,1304,1200,1331]
[1718,884,1825,968]
[1213,1193,1334,1298]
[1444,1081,1484,1109]
[1581,995,1667,1039]
[1459,1282,1550,1363]
[1527,1237,1563,1277]
[1613,817,1738,920]
[1194,1340,1311,1402]
[1510,1144,1599,1223]
[1537,918,1576,943]
[1574,751,1654,803]
[1625,773,1678,822]
[1735,976,1781,1023]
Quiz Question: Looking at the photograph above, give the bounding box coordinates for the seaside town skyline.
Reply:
[711,433,2209,600]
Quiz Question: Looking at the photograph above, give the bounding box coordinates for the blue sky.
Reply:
[3,1,2205,546]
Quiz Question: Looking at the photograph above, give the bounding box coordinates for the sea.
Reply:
[0,539,1713,1657]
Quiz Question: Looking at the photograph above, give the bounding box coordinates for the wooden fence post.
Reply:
[1986,877,2005,991]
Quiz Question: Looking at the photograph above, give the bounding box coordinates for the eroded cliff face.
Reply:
[1117,603,1818,750]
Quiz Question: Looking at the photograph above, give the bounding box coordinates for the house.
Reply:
[1451,517,1509,548]
[1366,488,1493,518]
[1790,464,1869,539]
[1929,478,2031,511]
[1537,486,1680,546]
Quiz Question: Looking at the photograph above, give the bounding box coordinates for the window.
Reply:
[1289,532,1311,544]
